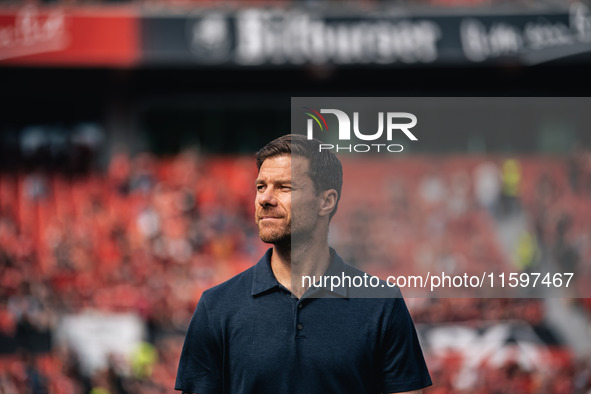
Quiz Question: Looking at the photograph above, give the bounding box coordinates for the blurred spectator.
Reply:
[473,161,501,214]
[23,172,49,201]
[499,158,521,217]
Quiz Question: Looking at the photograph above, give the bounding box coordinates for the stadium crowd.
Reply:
[1,146,591,393]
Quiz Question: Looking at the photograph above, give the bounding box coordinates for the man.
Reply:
[175,134,432,394]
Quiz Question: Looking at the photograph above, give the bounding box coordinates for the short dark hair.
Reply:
[256,134,343,220]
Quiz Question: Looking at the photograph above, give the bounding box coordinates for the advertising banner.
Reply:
[141,3,591,67]
[0,6,139,66]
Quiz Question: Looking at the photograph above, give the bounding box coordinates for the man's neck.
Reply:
[271,240,331,299]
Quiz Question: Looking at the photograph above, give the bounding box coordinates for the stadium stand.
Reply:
[1,150,591,392]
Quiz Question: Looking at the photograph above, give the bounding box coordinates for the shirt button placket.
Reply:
[296,302,304,337]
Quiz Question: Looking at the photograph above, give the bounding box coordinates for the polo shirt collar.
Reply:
[319,248,348,298]
[251,248,280,296]
[250,247,348,298]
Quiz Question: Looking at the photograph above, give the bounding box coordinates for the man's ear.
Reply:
[318,189,338,218]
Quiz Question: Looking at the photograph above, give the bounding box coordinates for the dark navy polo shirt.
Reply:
[175,248,432,394]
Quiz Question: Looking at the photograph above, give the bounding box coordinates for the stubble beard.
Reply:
[256,212,291,246]
[256,206,316,247]
[258,222,291,246]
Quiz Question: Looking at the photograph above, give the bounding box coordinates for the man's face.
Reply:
[255,155,319,245]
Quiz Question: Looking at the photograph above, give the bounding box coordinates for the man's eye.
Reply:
[256,185,266,192]
[281,186,292,191]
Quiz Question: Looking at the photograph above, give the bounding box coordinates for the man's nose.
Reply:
[258,187,277,206]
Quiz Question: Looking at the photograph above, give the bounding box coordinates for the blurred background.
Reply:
[1,0,591,392]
